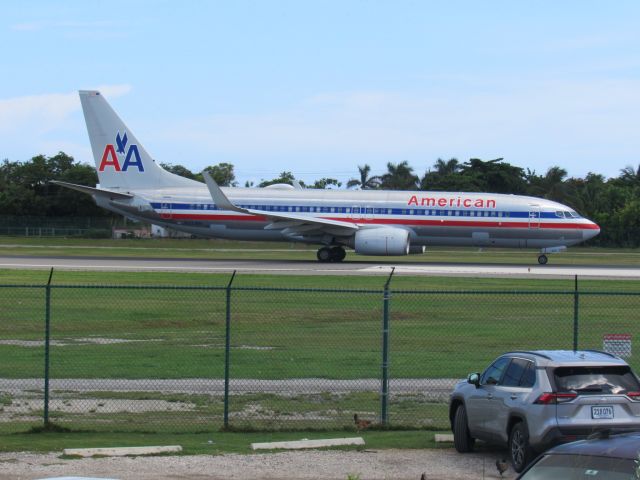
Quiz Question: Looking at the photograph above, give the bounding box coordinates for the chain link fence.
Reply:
[0,278,638,433]
[0,216,115,238]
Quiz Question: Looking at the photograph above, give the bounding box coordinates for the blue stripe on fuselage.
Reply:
[149,202,575,219]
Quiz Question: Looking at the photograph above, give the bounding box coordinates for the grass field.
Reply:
[1,265,638,433]
[1,238,639,434]
[0,429,443,455]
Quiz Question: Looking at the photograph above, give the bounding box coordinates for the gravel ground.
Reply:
[0,449,518,480]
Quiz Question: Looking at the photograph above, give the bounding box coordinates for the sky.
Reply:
[1,1,639,187]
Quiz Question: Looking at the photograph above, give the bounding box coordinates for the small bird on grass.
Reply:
[496,458,509,477]
[353,413,372,431]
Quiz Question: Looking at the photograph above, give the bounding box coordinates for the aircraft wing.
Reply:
[202,172,358,236]
[50,180,134,200]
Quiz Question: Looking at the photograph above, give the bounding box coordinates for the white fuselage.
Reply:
[100,185,600,250]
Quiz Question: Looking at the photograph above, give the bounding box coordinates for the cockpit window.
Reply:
[556,210,580,219]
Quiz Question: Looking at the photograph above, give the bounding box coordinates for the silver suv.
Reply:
[449,350,640,473]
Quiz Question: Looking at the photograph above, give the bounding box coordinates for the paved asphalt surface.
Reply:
[1,254,640,278]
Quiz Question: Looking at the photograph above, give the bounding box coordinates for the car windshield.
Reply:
[554,366,640,395]
[519,453,635,479]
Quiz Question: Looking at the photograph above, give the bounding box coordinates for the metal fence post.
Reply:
[381,267,395,425]
[223,270,237,429]
[573,275,579,352]
[43,267,54,427]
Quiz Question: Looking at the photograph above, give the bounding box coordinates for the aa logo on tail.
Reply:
[98,132,144,172]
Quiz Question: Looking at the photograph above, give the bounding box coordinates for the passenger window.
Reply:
[481,357,511,385]
[502,358,535,388]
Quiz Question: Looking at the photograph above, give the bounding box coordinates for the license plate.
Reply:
[591,406,614,419]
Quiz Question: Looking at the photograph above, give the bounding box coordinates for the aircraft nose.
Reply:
[583,221,600,240]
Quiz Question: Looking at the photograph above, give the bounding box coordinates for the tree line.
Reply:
[1,152,638,247]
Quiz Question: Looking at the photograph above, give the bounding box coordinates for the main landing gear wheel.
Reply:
[330,246,346,262]
[317,247,346,263]
[317,247,332,262]
[538,254,548,265]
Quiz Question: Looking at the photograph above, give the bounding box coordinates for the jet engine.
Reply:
[353,227,410,256]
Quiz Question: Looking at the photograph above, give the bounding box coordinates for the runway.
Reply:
[1,254,640,278]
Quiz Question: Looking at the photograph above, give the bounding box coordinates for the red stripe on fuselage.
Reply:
[167,213,598,230]
[171,213,267,221]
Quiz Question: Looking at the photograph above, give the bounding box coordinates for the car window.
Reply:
[481,357,511,385]
[519,453,635,480]
[554,366,640,394]
[501,358,535,388]
[520,361,536,388]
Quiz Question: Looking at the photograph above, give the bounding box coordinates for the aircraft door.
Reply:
[528,205,540,229]
[160,199,172,219]
[351,205,361,221]
[365,205,374,221]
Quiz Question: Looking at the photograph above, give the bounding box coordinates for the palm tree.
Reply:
[380,161,419,190]
[620,164,640,186]
[347,164,381,189]
[421,157,463,190]
[433,157,460,176]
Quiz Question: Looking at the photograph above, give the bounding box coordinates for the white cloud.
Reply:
[0,85,131,162]
[10,20,120,32]
[158,78,640,179]
[0,85,132,134]
[10,22,42,31]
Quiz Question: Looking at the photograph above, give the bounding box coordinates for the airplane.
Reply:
[52,90,600,265]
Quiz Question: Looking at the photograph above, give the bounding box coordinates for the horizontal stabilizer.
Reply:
[50,180,134,200]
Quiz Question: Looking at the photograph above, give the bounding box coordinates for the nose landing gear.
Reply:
[317,246,346,262]
[536,246,566,265]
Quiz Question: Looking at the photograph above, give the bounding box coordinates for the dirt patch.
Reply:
[190,344,275,350]
[0,339,272,350]
[230,403,339,421]
[0,398,195,421]
[0,338,161,347]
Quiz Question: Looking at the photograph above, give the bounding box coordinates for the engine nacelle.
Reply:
[354,227,410,256]
[408,245,426,254]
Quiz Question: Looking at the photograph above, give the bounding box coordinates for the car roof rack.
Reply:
[581,349,617,358]
[505,351,552,360]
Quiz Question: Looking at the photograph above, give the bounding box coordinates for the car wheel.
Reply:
[453,405,475,453]
[509,422,534,473]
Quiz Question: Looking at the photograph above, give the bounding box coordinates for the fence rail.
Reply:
[0,276,638,433]
[0,215,117,238]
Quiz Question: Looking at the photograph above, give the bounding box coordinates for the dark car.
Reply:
[516,430,640,479]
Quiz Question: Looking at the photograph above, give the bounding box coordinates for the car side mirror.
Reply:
[467,373,480,388]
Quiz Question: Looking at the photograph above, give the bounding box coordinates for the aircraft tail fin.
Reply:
[79,90,200,191]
